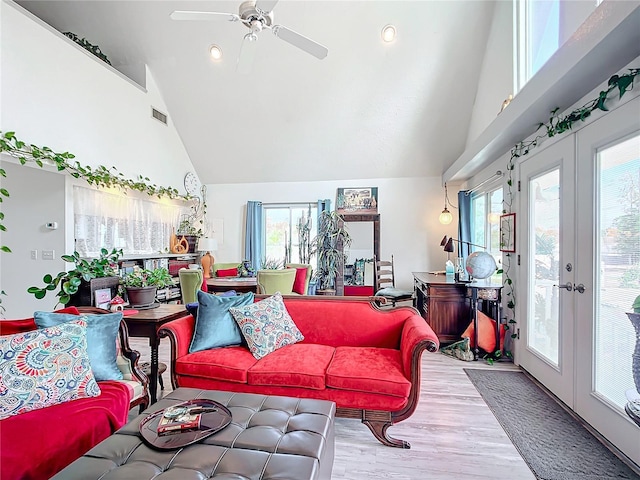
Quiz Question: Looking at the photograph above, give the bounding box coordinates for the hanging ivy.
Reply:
[62,32,112,65]
[0,130,193,255]
[499,68,639,349]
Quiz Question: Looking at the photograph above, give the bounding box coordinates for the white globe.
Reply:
[465,251,497,279]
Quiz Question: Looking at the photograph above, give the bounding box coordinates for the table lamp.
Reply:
[197,237,218,279]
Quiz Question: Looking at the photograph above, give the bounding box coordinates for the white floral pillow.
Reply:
[229,292,304,359]
[0,319,101,420]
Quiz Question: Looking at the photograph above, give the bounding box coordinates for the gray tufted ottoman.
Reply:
[53,388,336,480]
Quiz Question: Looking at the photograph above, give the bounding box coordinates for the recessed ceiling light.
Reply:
[381,25,396,43]
[209,44,223,61]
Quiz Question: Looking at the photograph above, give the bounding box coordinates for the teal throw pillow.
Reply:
[189,290,255,353]
[34,311,123,381]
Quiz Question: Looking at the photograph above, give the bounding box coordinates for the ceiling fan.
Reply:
[170,0,328,71]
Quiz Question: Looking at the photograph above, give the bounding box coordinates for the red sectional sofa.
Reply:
[0,308,147,480]
[159,295,439,448]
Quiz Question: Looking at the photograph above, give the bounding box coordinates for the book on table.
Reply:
[157,411,202,435]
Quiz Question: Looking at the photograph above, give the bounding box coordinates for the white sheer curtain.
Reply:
[73,186,187,257]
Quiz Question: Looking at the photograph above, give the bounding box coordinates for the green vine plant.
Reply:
[0,130,193,255]
[62,32,111,65]
[498,68,639,352]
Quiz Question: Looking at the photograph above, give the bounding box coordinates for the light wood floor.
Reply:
[130,337,536,479]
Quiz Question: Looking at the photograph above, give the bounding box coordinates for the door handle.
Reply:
[553,282,573,291]
[573,283,585,294]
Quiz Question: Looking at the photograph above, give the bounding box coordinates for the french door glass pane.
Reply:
[595,134,639,408]
[529,169,560,365]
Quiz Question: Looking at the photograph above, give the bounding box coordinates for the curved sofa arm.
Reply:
[400,315,439,379]
[158,314,195,360]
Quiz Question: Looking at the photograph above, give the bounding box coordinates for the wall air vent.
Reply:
[151,107,168,125]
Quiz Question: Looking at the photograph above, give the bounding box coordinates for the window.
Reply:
[515,0,560,91]
[471,187,503,276]
[263,203,317,267]
[515,0,601,92]
[73,186,187,257]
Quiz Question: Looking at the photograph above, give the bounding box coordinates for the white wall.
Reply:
[465,0,514,147]
[0,1,195,190]
[0,1,198,318]
[205,176,459,292]
[0,160,67,317]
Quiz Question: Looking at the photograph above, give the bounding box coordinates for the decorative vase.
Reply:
[126,286,158,307]
[627,313,640,394]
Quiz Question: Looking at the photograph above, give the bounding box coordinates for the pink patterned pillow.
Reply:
[0,319,100,420]
[229,292,304,359]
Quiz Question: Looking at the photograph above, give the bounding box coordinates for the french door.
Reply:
[518,96,640,465]
[574,98,640,464]
[518,135,575,407]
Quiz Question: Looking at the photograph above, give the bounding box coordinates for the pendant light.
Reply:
[439,183,453,225]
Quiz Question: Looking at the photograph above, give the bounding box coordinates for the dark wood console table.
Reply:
[412,272,470,343]
[413,272,503,359]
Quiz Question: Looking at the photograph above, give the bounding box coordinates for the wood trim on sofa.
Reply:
[76,307,150,411]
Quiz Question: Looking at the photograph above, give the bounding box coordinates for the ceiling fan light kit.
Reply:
[171,0,328,66]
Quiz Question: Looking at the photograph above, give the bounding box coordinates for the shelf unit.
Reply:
[118,253,197,304]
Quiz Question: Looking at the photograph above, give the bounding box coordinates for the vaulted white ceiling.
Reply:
[17,0,496,184]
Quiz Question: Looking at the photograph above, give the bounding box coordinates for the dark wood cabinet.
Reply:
[413,272,470,343]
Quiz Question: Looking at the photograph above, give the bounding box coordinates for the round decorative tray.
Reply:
[139,399,232,450]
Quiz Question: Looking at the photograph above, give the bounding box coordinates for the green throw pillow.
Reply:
[34,311,124,381]
[189,290,255,353]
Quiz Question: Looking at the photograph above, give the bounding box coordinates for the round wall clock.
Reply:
[184,172,200,195]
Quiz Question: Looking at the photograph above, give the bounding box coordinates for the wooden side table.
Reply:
[124,304,191,404]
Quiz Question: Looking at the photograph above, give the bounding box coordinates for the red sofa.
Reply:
[159,295,439,448]
[0,308,147,480]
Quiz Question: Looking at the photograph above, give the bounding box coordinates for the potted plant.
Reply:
[122,267,173,307]
[312,211,352,295]
[28,248,122,306]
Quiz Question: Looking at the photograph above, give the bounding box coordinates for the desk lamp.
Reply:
[197,237,218,279]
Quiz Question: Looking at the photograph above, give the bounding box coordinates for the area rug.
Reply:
[464,369,639,480]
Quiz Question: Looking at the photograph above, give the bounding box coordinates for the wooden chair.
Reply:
[374,255,414,307]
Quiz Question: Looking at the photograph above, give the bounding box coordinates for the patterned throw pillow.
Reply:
[0,319,101,420]
[229,292,304,359]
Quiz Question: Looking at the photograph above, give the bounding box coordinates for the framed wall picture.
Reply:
[336,187,378,214]
[500,213,516,252]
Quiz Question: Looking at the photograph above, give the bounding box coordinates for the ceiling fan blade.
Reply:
[237,34,259,75]
[271,25,328,60]
[255,0,279,14]
[170,11,240,22]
